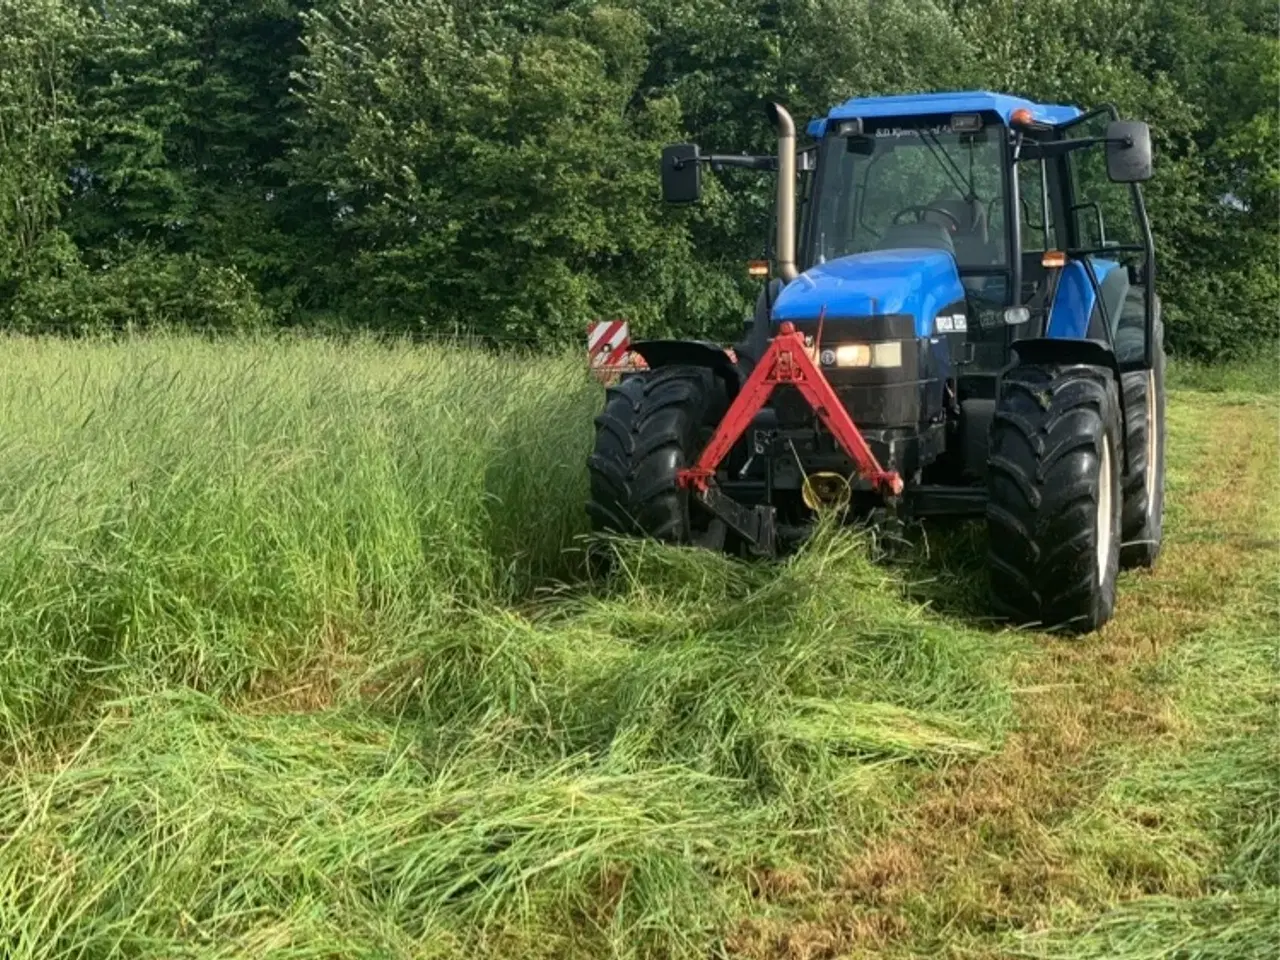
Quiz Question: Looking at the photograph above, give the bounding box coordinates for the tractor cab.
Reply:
[589,91,1166,635]
[776,93,1156,377]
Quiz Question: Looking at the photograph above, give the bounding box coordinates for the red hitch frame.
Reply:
[676,321,904,498]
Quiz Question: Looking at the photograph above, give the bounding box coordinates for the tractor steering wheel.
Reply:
[892,205,962,232]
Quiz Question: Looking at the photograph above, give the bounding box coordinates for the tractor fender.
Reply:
[629,339,744,397]
[1009,337,1118,373]
[1005,336,1134,477]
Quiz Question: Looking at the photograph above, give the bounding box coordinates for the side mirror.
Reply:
[1106,120,1153,183]
[661,143,702,203]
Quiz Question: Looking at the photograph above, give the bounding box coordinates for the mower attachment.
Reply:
[677,321,904,500]
[700,485,777,556]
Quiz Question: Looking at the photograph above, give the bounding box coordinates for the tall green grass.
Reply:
[1167,352,1279,394]
[0,335,596,746]
[0,335,1012,958]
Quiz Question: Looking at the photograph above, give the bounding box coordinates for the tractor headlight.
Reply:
[834,344,872,367]
[871,342,902,368]
[821,342,903,368]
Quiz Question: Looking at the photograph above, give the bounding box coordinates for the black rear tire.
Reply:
[987,363,1123,634]
[587,365,725,546]
[1119,320,1166,569]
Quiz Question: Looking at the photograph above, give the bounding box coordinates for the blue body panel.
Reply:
[770,249,966,338]
[807,90,1082,138]
[1046,258,1120,339]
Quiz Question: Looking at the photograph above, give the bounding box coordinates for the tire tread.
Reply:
[987,363,1122,633]
[1119,321,1166,568]
[587,366,719,544]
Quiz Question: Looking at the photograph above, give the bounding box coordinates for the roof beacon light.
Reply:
[951,113,982,133]
[1010,107,1035,127]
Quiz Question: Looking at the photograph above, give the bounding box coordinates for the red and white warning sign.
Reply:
[587,320,647,382]
[588,319,630,368]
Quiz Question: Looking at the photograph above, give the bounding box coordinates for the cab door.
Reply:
[1049,106,1156,370]
[1015,148,1058,326]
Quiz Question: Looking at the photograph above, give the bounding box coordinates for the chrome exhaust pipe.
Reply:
[766,102,797,282]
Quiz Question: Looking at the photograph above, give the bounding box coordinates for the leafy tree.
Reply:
[291,0,739,339]
[0,0,1272,357]
[66,0,318,315]
[0,0,84,317]
[1140,0,1279,357]
[8,250,269,334]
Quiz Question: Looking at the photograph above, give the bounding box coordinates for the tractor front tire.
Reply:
[1119,321,1166,569]
[987,363,1123,634]
[587,365,725,546]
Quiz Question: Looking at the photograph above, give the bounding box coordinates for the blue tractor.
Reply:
[588,92,1166,634]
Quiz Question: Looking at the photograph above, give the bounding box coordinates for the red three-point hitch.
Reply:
[676,321,905,498]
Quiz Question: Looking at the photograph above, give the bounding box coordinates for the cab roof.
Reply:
[807,90,1082,137]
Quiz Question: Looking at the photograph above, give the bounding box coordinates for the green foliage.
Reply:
[6,249,272,334]
[0,0,1273,356]
[0,0,83,308]
[1136,0,1280,360]
[291,2,743,339]
[65,0,316,295]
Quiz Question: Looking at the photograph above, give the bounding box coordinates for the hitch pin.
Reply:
[739,430,771,478]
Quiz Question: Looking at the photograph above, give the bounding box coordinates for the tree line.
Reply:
[0,0,1274,359]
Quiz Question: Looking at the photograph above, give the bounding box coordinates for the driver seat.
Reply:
[876,221,956,256]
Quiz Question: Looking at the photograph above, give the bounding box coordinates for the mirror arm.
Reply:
[679,154,777,173]
[1014,135,1109,162]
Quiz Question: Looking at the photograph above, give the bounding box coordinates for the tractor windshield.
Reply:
[806,125,1008,272]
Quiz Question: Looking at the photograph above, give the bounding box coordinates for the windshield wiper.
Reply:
[921,131,976,202]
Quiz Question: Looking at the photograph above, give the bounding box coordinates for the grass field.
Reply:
[0,335,1274,959]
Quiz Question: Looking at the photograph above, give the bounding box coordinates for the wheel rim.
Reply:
[1145,369,1158,510]
[1097,438,1113,581]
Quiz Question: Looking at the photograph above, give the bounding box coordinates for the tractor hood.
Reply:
[770,249,967,338]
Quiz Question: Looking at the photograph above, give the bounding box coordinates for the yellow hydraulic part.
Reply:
[801,471,852,511]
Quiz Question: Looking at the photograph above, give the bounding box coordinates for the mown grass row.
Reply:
[0,335,1012,958]
[1013,389,1279,960]
[1018,616,1279,960]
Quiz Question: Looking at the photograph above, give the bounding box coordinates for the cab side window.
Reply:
[1064,112,1149,365]
[1067,114,1142,249]
[1017,158,1055,252]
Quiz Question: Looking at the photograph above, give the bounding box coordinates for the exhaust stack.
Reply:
[766,102,797,282]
